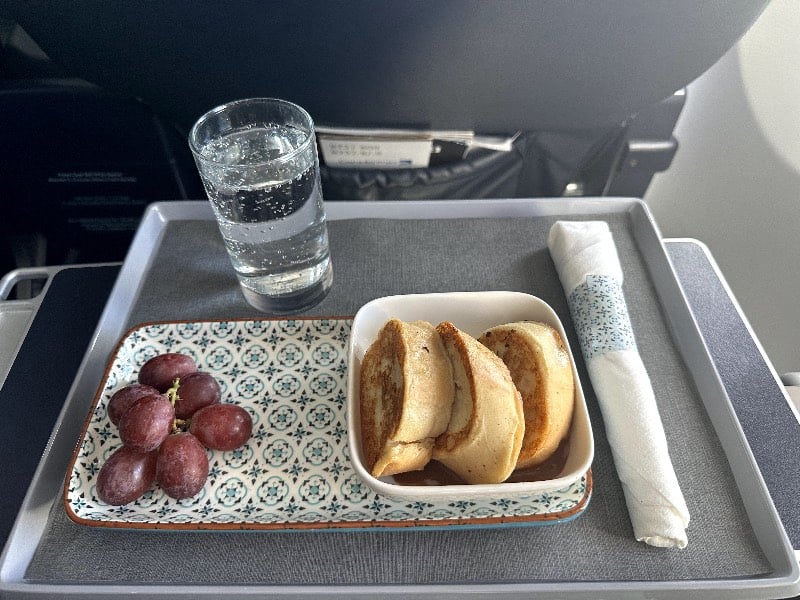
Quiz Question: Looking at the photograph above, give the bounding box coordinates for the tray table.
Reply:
[0,198,798,598]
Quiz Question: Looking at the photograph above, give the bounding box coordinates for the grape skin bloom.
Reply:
[190,403,253,451]
[156,433,210,500]
[118,395,175,452]
[96,446,158,506]
[138,353,197,392]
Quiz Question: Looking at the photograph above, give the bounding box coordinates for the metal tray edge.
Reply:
[630,203,800,595]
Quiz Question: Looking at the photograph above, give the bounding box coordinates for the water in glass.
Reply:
[198,124,331,311]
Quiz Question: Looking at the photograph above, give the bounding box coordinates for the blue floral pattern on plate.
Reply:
[65,319,590,530]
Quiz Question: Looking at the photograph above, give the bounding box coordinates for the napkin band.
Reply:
[569,274,636,360]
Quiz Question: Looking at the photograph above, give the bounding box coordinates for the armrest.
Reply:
[780,374,800,423]
[781,372,800,387]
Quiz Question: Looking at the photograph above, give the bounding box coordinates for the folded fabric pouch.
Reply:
[548,220,690,548]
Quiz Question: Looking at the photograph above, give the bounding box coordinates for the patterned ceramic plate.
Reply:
[64,318,591,531]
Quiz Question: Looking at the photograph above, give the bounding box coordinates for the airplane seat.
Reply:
[0,1,770,266]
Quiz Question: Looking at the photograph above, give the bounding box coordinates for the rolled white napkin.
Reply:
[548,220,690,548]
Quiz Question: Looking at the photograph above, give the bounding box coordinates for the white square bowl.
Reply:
[346,291,594,502]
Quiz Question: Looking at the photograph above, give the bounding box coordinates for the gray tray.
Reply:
[1,198,797,598]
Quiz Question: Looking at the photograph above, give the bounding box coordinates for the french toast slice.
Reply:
[359,319,454,478]
[479,321,574,468]
[432,321,524,484]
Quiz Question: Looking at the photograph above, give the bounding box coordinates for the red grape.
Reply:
[189,403,252,451]
[156,433,209,500]
[118,394,175,452]
[96,446,157,506]
[138,353,197,392]
[174,371,221,419]
[107,383,160,426]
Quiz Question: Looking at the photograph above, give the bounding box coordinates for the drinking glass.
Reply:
[189,98,332,314]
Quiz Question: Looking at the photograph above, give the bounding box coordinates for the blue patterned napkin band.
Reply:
[568,274,636,361]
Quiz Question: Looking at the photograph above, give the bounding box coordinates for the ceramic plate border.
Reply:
[64,316,591,531]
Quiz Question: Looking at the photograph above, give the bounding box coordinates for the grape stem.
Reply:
[165,378,186,433]
[165,378,181,406]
